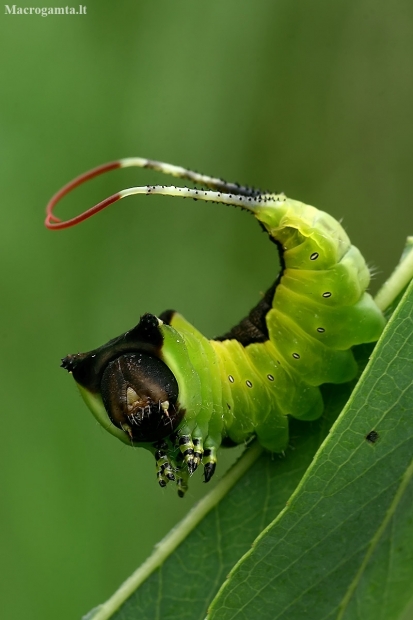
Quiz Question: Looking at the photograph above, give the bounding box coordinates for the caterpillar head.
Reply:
[61,314,184,444]
[100,351,179,442]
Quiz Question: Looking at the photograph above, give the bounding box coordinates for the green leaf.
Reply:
[208,279,413,619]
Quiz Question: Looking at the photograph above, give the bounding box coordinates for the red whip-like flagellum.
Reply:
[45,157,265,230]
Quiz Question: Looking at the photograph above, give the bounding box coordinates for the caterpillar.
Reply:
[46,158,386,497]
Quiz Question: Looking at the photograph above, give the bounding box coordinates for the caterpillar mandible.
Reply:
[46,158,385,497]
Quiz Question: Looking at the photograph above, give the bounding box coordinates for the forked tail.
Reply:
[45,157,274,230]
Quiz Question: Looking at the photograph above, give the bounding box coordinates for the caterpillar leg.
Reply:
[153,434,207,495]
[203,445,218,483]
[175,463,190,498]
[154,441,175,487]
[192,436,204,469]
[177,434,198,474]
[175,434,218,490]
[174,434,204,495]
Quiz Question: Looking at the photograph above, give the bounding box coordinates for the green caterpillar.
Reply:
[46,158,386,496]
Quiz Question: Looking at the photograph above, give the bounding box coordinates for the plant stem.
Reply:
[375,236,413,311]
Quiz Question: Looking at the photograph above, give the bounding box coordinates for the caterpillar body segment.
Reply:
[49,158,386,496]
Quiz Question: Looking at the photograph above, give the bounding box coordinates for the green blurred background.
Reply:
[0,1,412,618]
